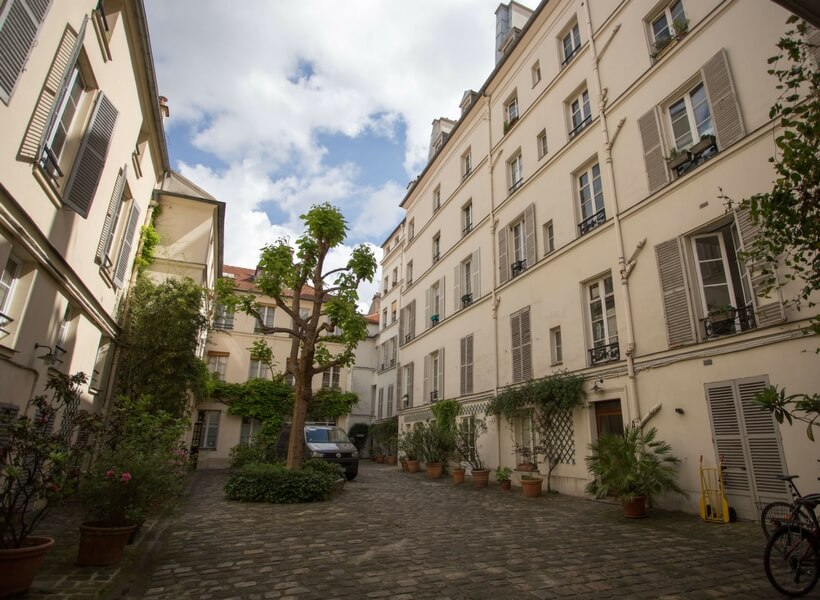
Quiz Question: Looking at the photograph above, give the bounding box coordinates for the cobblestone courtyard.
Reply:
[32,461,779,599]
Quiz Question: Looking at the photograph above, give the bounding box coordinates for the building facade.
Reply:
[380,0,819,519]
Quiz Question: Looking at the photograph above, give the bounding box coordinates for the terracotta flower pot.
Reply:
[0,536,54,598]
[471,469,491,488]
[521,477,543,498]
[406,460,420,473]
[500,479,512,491]
[516,463,537,472]
[426,462,443,479]
[451,468,466,485]
[386,455,397,466]
[375,455,385,464]
[400,459,408,472]
[622,496,647,518]
[76,523,137,566]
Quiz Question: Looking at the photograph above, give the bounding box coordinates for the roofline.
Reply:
[379,218,405,248]
[399,0,548,209]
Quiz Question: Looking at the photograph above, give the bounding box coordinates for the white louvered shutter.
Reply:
[423,353,430,404]
[112,203,139,288]
[471,249,480,299]
[0,0,54,102]
[701,48,744,150]
[511,311,522,383]
[498,223,510,284]
[655,238,696,346]
[437,347,445,400]
[96,164,127,265]
[638,108,670,193]
[520,307,532,381]
[453,264,461,313]
[425,286,431,329]
[438,276,446,320]
[524,204,536,269]
[398,305,405,346]
[705,381,749,495]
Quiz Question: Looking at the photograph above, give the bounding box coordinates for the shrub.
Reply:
[224,462,340,504]
[229,443,270,468]
[303,458,344,480]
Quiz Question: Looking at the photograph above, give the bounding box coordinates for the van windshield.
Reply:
[305,427,350,443]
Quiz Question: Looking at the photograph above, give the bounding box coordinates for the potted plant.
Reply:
[454,418,490,488]
[0,372,99,596]
[418,421,454,479]
[451,465,466,485]
[398,428,423,473]
[495,466,513,491]
[672,17,689,37]
[706,305,737,336]
[691,134,716,157]
[585,426,685,518]
[666,148,692,171]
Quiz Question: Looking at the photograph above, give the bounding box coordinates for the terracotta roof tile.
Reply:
[222,265,317,298]
[365,313,380,324]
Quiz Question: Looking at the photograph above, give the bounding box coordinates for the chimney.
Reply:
[495,2,534,64]
[159,95,170,118]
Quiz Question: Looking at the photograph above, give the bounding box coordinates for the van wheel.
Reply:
[345,472,357,481]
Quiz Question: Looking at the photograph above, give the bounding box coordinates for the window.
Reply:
[54,303,72,352]
[537,129,548,159]
[433,186,441,212]
[531,60,541,86]
[0,254,20,332]
[322,366,341,389]
[207,353,229,381]
[387,384,394,417]
[239,417,262,446]
[403,363,414,407]
[595,400,624,438]
[514,411,536,466]
[285,373,295,387]
[455,251,480,310]
[462,202,473,236]
[408,219,415,240]
[511,219,526,274]
[544,220,555,255]
[432,234,440,264]
[509,152,523,193]
[392,267,398,288]
[587,274,619,365]
[460,334,474,395]
[383,276,389,293]
[248,358,270,380]
[577,162,605,235]
[650,1,686,51]
[428,279,443,326]
[197,410,221,450]
[254,305,275,333]
[0,0,53,103]
[569,88,592,138]
[462,149,472,179]
[511,307,532,383]
[378,388,384,419]
[96,166,129,269]
[400,299,416,344]
[668,82,713,152]
[406,260,413,286]
[550,326,563,365]
[391,301,397,324]
[88,336,111,393]
[213,304,234,330]
[498,204,536,284]
[425,349,444,402]
[561,21,582,65]
[382,309,387,328]
[504,95,519,130]
[42,66,86,178]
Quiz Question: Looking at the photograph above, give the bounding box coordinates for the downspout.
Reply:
[580,1,641,424]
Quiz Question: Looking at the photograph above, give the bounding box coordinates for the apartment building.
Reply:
[0,0,207,418]
[382,0,819,518]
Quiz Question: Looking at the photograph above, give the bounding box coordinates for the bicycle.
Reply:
[764,494,820,596]
[761,475,815,539]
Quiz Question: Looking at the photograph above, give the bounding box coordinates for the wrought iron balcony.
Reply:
[568,114,592,139]
[511,259,527,277]
[432,252,440,264]
[430,390,439,403]
[430,314,440,326]
[701,304,756,338]
[405,333,413,343]
[509,178,523,194]
[578,208,606,236]
[463,222,472,236]
[461,293,473,308]
[561,44,581,67]
[588,341,620,365]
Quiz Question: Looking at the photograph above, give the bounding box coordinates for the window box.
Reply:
[666,150,692,171]
[702,304,756,338]
[690,134,717,158]
[503,115,519,134]
[430,314,440,325]
[511,260,527,277]
[461,293,473,308]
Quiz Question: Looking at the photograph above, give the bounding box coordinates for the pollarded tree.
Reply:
[217,203,376,468]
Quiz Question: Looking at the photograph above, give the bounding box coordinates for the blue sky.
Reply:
[144,0,537,306]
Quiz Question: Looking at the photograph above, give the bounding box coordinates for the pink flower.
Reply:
[106,469,115,479]
[120,472,132,483]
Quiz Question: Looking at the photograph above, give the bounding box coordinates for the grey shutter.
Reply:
[460,335,473,395]
[63,92,118,218]
[705,381,749,494]
[391,336,397,363]
[409,300,416,340]
[0,0,53,103]
[398,305,405,346]
[520,308,532,381]
[471,249,480,299]
[638,108,670,193]
[701,48,744,150]
[112,203,139,288]
[524,203,536,269]
[498,223,510,284]
[453,264,461,313]
[438,276,446,319]
[808,26,820,69]
[460,336,467,395]
[425,286,431,329]
[96,164,127,264]
[423,353,430,403]
[655,238,696,346]
[733,206,784,326]
[511,311,522,383]
[438,347,445,399]
[407,362,414,405]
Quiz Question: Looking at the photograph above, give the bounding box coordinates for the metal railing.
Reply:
[578,208,606,236]
[511,259,527,277]
[588,341,620,365]
[701,304,756,338]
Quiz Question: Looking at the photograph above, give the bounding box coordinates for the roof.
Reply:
[222,265,317,299]
[365,313,380,324]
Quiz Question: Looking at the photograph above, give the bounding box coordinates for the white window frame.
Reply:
[322,366,341,389]
[213,304,234,330]
[239,417,262,446]
[650,0,687,47]
[506,95,519,125]
[691,225,752,318]
[41,65,87,177]
[587,274,618,364]
[406,260,413,286]
[569,88,592,138]
[577,162,605,235]
[509,152,523,193]
[462,202,473,236]
[550,326,563,365]
[408,219,415,240]
[561,21,582,65]
[511,219,526,265]
[431,281,441,318]
[255,305,275,333]
[514,412,536,465]
[207,354,228,381]
[462,149,472,179]
[248,358,269,380]
[432,234,441,263]
[198,410,221,450]
[531,60,541,86]
[0,254,21,320]
[544,220,555,255]
[430,350,440,401]
[378,388,384,419]
[433,186,441,211]
[403,364,414,407]
[537,129,548,159]
[392,267,398,288]
[667,81,713,152]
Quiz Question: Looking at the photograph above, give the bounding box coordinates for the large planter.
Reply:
[386,455,397,466]
[623,496,647,518]
[76,523,137,566]
[426,462,443,479]
[471,469,491,488]
[521,477,543,498]
[499,480,512,491]
[0,536,54,598]
[406,460,420,473]
[375,455,385,464]
[451,468,466,485]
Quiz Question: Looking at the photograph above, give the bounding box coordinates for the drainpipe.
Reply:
[580,1,641,424]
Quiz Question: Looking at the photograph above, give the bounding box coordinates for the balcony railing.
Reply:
[669,135,719,178]
[568,114,592,139]
[432,252,440,264]
[213,317,234,330]
[462,222,472,236]
[701,304,756,338]
[509,178,523,194]
[461,293,473,308]
[430,390,439,403]
[561,44,581,67]
[578,208,606,236]
[430,314,440,326]
[511,259,527,277]
[589,341,620,365]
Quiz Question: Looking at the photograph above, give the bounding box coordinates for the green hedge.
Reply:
[224,459,343,503]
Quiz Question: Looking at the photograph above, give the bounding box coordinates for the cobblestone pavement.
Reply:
[30,461,779,599]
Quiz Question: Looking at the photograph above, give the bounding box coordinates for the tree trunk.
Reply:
[286,360,314,469]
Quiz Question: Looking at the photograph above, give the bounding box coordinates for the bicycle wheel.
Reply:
[761,502,814,539]
[764,526,820,597]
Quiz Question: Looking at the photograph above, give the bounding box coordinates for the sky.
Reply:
[144,0,537,311]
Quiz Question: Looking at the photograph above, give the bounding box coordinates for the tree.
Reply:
[217,203,376,468]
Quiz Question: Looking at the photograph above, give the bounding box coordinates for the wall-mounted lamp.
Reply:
[674,407,685,415]
[34,343,65,366]
[592,378,604,392]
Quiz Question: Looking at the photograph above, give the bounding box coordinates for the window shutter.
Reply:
[471,249,480,298]
[0,0,54,103]
[460,335,473,395]
[453,264,461,313]
[705,381,749,494]
[398,305,405,346]
[654,238,696,346]
[732,206,785,327]
[524,203,536,268]
[438,347,445,399]
[112,203,139,288]
[408,362,414,405]
[701,48,744,150]
[520,308,532,381]
[423,353,430,403]
[498,223,510,284]
[638,108,669,193]
[96,164,127,264]
[409,299,416,339]
[63,92,118,218]
[425,286,431,329]
[511,311,522,383]
[808,26,820,69]
[438,276,446,319]
[391,336,397,363]
[460,337,467,395]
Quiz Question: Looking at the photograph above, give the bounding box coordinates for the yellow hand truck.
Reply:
[700,455,732,523]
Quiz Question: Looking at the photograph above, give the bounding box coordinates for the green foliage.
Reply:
[454,418,487,470]
[431,399,460,432]
[495,466,513,482]
[754,385,820,441]
[347,422,369,451]
[0,372,101,548]
[248,339,275,377]
[307,389,359,422]
[398,426,424,461]
[370,416,398,455]
[135,222,160,274]
[416,420,455,465]
[214,376,294,447]
[229,442,273,469]
[585,426,685,503]
[224,459,342,504]
[117,277,208,417]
